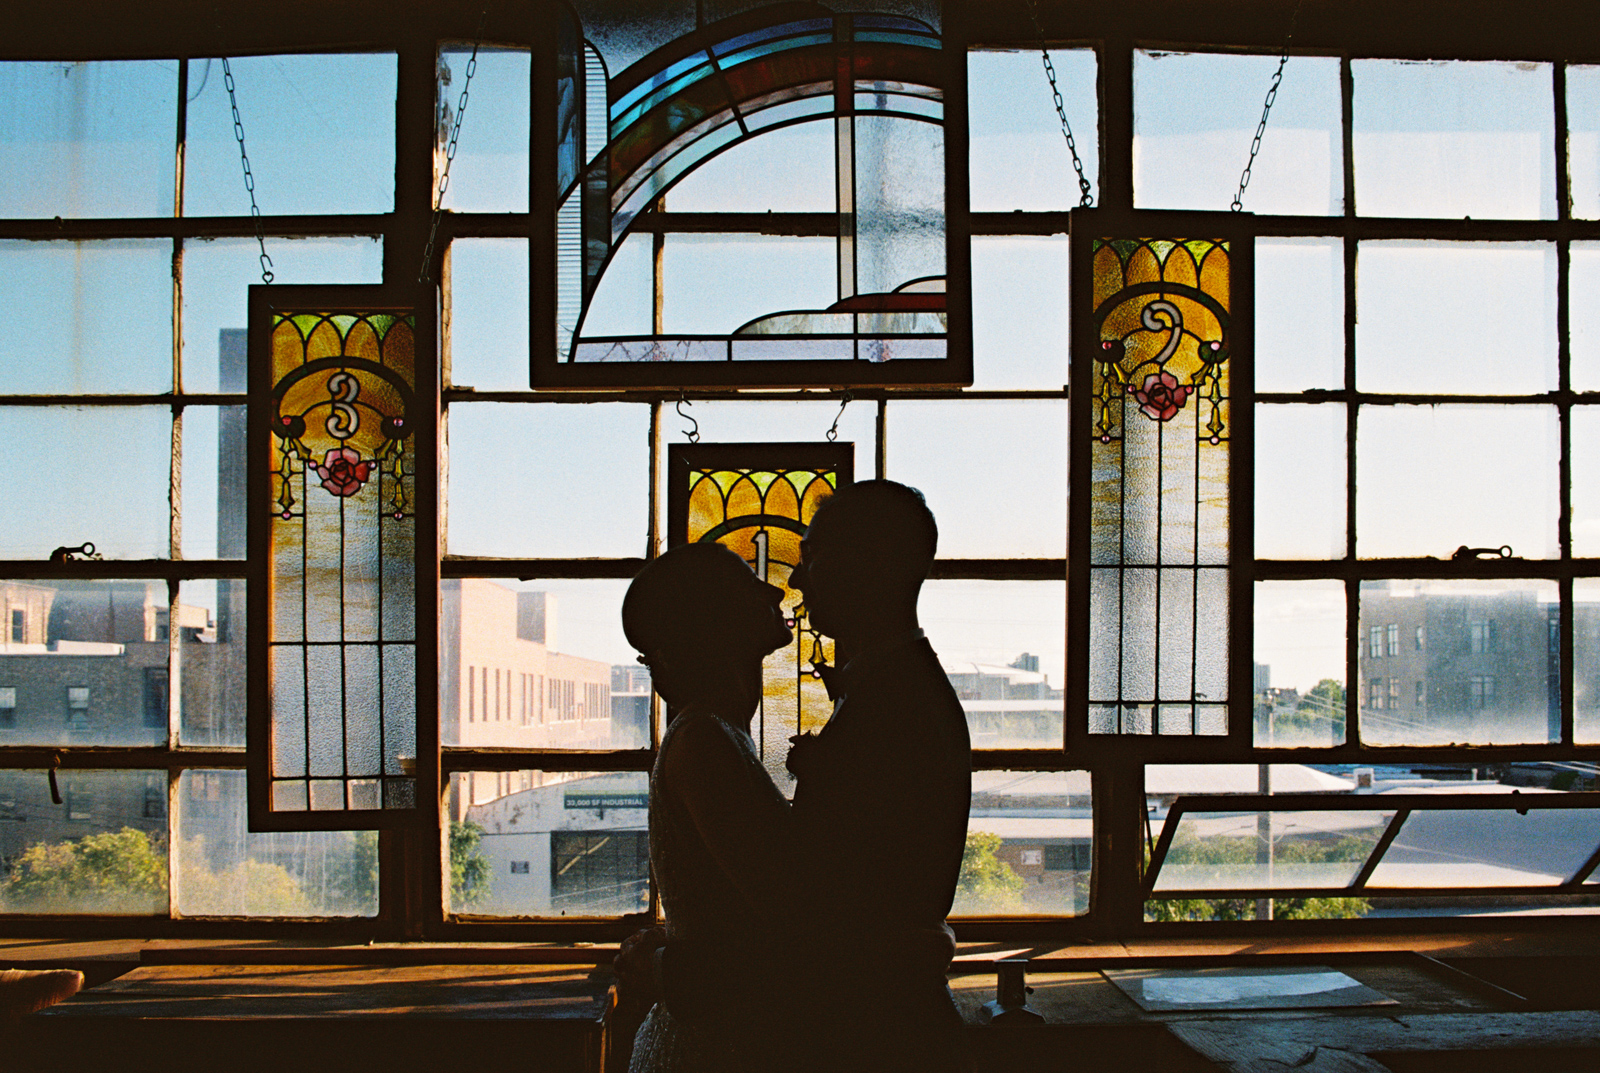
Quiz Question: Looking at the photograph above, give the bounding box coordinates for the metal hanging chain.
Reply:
[1232,1,1303,212]
[221,57,273,283]
[420,12,488,284]
[1024,0,1093,208]
[826,392,853,442]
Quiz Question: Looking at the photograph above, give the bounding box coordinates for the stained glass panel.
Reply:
[667,443,851,792]
[250,286,435,830]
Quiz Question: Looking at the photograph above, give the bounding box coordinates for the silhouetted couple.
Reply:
[618,480,972,1073]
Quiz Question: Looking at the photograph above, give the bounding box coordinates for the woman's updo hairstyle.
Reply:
[622,542,766,667]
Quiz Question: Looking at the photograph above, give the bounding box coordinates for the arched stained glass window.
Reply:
[1069,211,1253,751]
[667,442,852,788]
[248,285,439,830]
[533,1,968,388]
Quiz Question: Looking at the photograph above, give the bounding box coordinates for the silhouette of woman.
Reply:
[620,542,800,1073]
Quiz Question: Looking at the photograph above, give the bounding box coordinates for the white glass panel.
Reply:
[971,235,1069,391]
[1255,404,1346,559]
[968,49,1099,211]
[1570,244,1600,390]
[1256,237,1343,392]
[1570,65,1600,220]
[448,238,531,391]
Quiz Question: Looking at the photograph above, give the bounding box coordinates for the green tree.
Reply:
[178,837,313,916]
[449,820,492,908]
[954,830,1025,914]
[1,827,167,914]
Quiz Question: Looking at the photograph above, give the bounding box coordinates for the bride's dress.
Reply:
[628,707,794,1073]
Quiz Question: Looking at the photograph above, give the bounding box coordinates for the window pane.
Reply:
[660,235,836,335]
[1353,60,1555,220]
[176,770,377,916]
[1355,406,1556,560]
[0,61,177,218]
[1356,241,1557,394]
[1256,237,1343,392]
[0,769,168,915]
[1254,581,1347,748]
[180,405,246,561]
[1570,243,1600,390]
[181,235,384,394]
[442,578,644,751]
[178,579,245,748]
[448,238,530,391]
[446,770,649,918]
[0,239,171,394]
[666,120,836,212]
[958,771,1088,916]
[183,54,396,216]
[1570,65,1600,220]
[1255,404,1345,560]
[1365,793,1600,888]
[888,400,1067,558]
[1574,578,1600,744]
[1358,579,1558,746]
[1569,407,1600,557]
[968,49,1098,211]
[438,48,529,213]
[971,235,1069,391]
[446,403,649,558]
[1134,51,1342,215]
[0,407,170,559]
[0,580,173,746]
[924,581,1065,750]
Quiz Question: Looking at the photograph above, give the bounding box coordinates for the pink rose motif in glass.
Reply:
[315,446,372,497]
[1131,371,1190,422]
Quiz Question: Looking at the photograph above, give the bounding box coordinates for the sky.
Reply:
[4,48,1599,701]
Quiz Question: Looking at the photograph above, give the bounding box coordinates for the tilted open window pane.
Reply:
[249,286,438,830]
[446,770,650,918]
[1358,579,1559,747]
[536,2,963,387]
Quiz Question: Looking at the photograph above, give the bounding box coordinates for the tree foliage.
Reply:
[178,837,312,916]
[1,827,167,913]
[955,830,1025,913]
[450,820,492,907]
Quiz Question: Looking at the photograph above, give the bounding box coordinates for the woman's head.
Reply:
[622,542,792,706]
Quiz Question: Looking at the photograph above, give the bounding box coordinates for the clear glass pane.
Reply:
[448,237,529,390]
[1256,237,1343,392]
[1570,407,1600,557]
[180,405,245,561]
[1134,51,1343,215]
[446,770,649,917]
[1571,244,1600,390]
[968,49,1099,211]
[888,400,1067,558]
[446,402,650,558]
[1570,65,1600,220]
[923,581,1065,750]
[1353,60,1555,220]
[1355,405,1557,560]
[183,54,396,216]
[181,236,384,394]
[1358,578,1558,746]
[1255,404,1345,559]
[1356,241,1557,394]
[660,235,836,335]
[1576,578,1600,744]
[1367,800,1600,888]
[0,61,177,218]
[178,579,245,748]
[667,120,836,212]
[575,233,651,340]
[971,235,1069,390]
[0,580,173,746]
[957,771,1088,916]
[0,769,168,914]
[0,407,171,559]
[442,578,644,750]
[438,47,529,213]
[1254,580,1347,748]
[176,770,377,916]
[0,239,171,394]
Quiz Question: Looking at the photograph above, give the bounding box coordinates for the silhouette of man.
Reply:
[783,479,972,1072]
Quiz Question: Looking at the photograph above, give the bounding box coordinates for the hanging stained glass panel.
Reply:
[666,442,852,790]
[249,285,438,830]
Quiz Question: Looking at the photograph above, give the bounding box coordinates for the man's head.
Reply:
[788,479,937,641]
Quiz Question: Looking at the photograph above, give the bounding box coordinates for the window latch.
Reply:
[47,542,101,563]
[47,752,63,806]
[1451,545,1512,561]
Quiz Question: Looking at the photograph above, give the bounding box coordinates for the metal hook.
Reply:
[1451,545,1514,561]
[48,542,100,563]
[826,392,853,442]
[47,752,63,806]
[676,393,700,443]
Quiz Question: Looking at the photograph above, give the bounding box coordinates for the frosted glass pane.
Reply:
[1254,580,1347,748]
[1089,569,1121,701]
[1356,406,1556,559]
[851,115,944,296]
[1356,241,1556,394]
[439,48,530,213]
[1571,244,1600,390]
[1570,65,1600,220]
[1135,51,1342,215]
[0,239,171,394]
[1353,60,1555,220]
[1157,569,1196,699]
[1256,237,1343,392]
[1194,568,1229,704]
[1121,568,1157,701]
[0,61,176,218]
[1574,579,1600,744]
[1568,406,1600,556]
[968,49,1099,211]
[971,236,1069,390]
[449,238,530,390]
[1255,404,1346,559]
